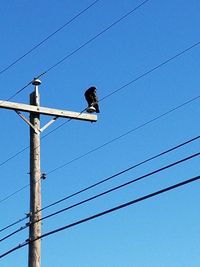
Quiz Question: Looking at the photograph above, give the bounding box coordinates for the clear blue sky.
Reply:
[0,0,200,266]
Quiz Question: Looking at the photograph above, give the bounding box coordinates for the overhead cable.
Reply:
[1,33,200,171]
[0,215,28,234]
[24,151,200,227]
[0,0,101,76]
[0,0,150,104]
[1,82,200,173]
[1,150,200,243]
[47,96,200,175]
[1,133,199,233]
[0,81,32,107]
[42,135,200,209]
[1,174,200,259]
[37,0,151,78]
[0,92,200,206]
[100,41,200,101]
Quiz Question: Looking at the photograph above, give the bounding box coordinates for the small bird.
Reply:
[84,86,100,113]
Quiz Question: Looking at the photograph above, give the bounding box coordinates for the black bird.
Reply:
[84,86,100,113]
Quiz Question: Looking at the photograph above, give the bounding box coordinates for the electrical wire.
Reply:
[3,0,195,105]
[37,0,151,78]
[100,41,200,102]
[1,150,200,243]
[1,92,200,206]
[1,14,200,207]
[0,0,199,255]
[0,0,101,76]
[1,174,200,259]
[1,133,199,235]
[0,80,33,107]
[0,225,27,243]
[0,0,148,107]
[24,151,200,226]
[0,0,152,170]
[47,95,200,175]
[1,29,200,172]
[2,2,200,107]
[3,0,200,110]
[42,134,200,210]
[0,215,28,234]
[1,35,200,172]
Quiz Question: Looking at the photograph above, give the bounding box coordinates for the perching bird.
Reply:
[84,86,100,113]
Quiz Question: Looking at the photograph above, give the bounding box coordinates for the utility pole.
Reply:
[0,79,97,267]
[28,79,42,267]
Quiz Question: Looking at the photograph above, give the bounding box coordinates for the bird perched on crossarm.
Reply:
[84,86,100,113]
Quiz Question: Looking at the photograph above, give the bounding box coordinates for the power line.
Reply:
[1,33,200,206]
[0,0,101,76]
[1,37,200,173]
[0,0,152,169]
[0,92,200,206]
[46,95,200,175]
[5,0,200,110]
[37,0,151,78]
[1,150,200,243]
[25,151,200,227]
[41,135,200,210]
[1,174,200,259]
[2,9,200,107]
[0,215,28,234]
[1,32,200,171]
[0,224,27,243]
[0,184,29,206]
[0,80,33,107]
[0,0,150,113]
[1,134,198,236]
[1,133,199,234]
[100,41,200,102]
[0,0,149,106]
[1,0,200,105]
[0,0,199,258]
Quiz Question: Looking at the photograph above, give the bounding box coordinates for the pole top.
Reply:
[32,78,42,86]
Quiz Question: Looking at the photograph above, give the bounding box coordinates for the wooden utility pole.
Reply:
[0,79,97,267]
[28,79,41,267]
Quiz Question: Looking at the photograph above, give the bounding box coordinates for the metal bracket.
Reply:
[40,116,58,132]
[15,110,59,133]
[15,110,40,134]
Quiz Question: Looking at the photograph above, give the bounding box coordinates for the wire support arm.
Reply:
[15,111,40,134]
